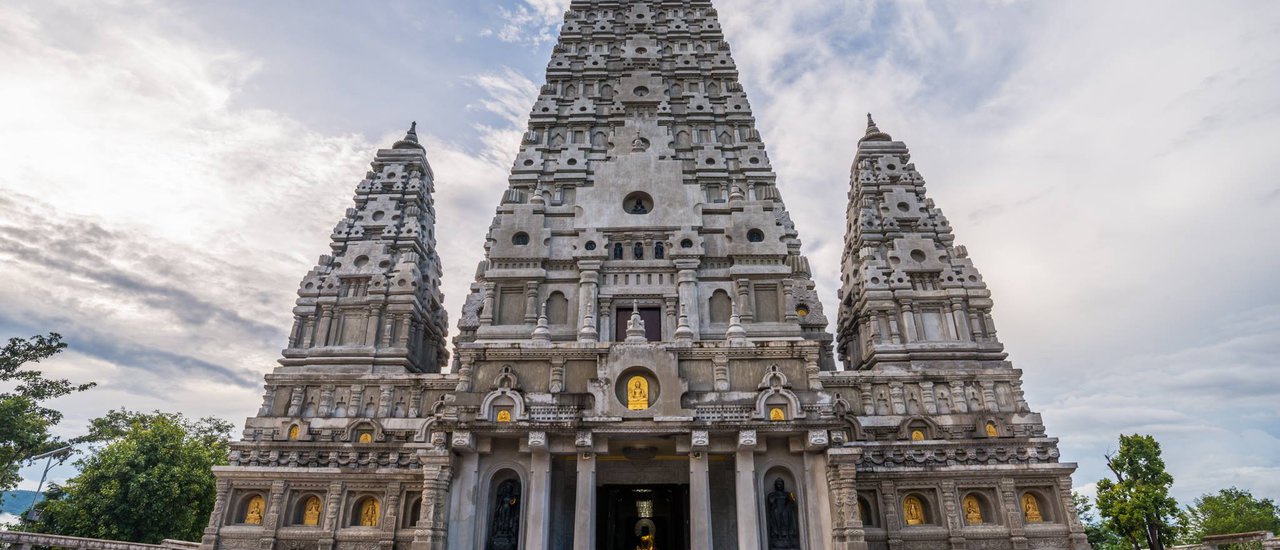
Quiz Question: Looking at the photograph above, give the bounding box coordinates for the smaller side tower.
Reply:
[280,123,449,373]
[836,115,1005,370]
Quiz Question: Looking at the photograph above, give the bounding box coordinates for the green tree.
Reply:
[1096,434,1183,550]
[0,333,95,498]
[1184,487,1280,541]
[1076,492,1130,550]
[28,410,233,543]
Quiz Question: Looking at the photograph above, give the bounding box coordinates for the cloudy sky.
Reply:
[2,0,1278,510]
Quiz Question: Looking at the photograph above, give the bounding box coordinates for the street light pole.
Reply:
[24,445,74,522]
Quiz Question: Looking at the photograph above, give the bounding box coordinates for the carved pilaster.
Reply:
[827,448,867,550]
[712,353,730,391]
[549,356,567,393]
[412,450,454,550]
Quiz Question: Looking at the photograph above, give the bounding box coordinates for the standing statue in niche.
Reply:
[487,480,522,550]
[635,524,656,550]
[766,478,801,549]
[634,241,645,258]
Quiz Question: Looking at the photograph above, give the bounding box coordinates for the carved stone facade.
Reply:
[202,2,1090,550]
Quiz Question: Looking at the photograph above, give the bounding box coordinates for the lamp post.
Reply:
[24,445,73,522]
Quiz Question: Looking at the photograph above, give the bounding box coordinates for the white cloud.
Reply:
[486,0,570,45]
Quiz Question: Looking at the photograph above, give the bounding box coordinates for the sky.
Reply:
[1,0,1278,510]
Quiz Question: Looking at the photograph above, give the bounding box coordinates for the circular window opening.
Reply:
[353,255,370,268]
[680,239,694,249]
[523,159,534,166]
[567,158,578,166]
[705,158,715,165]
[897,202,910,212]
[910,249,927,262]
[635,47,648,54]
[747,229,765,242]
[887,163,897,170]
[633,86,649,97]
[585,241,597,251]
[512,232,530,246]
[796,303,810,317]
[624,192,654,214]
[749,157,760,164]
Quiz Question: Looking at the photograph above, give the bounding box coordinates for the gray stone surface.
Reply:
[202,2,1091,550]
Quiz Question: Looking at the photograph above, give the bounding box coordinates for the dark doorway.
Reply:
[597,484,688,550]
[614,307,662,342]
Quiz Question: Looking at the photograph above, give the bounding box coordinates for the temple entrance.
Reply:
[596,484,688,550]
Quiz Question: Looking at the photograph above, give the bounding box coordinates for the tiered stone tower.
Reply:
[201,2,1090,550]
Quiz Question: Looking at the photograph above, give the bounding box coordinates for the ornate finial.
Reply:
[860,112,892,143]
[393,121,425,150]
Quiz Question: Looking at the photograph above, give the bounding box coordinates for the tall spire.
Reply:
[282,125,448,372]
[393,120,423,150]
[453,0,833,367]
[837,117,1002,369]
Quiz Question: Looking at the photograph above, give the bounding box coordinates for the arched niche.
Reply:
[483,469,524,550]
[545,291,570,325]
[341,419,385,444]
[900,492,936,526]
[288,493,324,527]
[760,467,805,549]
[231,491,267,526]
[857,491,881,528]
[403,495,422,528]
[960,491,998,526]
[1020,489,1054,523]
[708,289,731,324]
[349,495,381,527]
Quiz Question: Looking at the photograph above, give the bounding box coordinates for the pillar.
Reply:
[690,433,713,549]
[736,432,761,549]
[447,452,479,550]
[524,433,553,550]
[412,449,454,550]
[573,451,597,550]
[676,262,701,339]
[578,267,600,326]
[827,448,868,550]
[804,451,834,550]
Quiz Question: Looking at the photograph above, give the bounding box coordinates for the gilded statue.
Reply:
[963,495,983,525]
[903,495,925,526]
[1022,493,1043,523]
[302,496,321,526]
[244,495,265,525]
[769,407,785,421]
[636,525,655,550]
[911,430,925,441]
[985,422,998,437]
[288,425,300,440]
[358,432,373,444]
[359,498,379,527]
[627,376,649,410]
[496,409,512,422]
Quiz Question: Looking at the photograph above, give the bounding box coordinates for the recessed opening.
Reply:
[680,239,694,249]
[585,241,597,251]
[624,192,654,214]
[910,249,926,262]
[747,229,765,242]
[512,232,530,246]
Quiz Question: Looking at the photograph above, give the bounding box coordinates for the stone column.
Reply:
[365,304,383,346]
[736,431,761,549]
[412,449,454,550]
[573,451,597,550]
[480,282,496,325]
[804,451,834,550]
[524,432,553,550]
[199,479,231,550]
[676,261,701,339]
[735,279,753,322]
[948,298,971,342]
[316,305,334,346]
[827,448,868,550]
[524,281,540,324]
[690,432,713,549]
[600,298,613,342]
[899,301,918,343]
[664,297,678,340]
[578,266,600,326]
[447,452,480,550]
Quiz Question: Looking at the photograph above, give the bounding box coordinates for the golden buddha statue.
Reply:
[636,525,656,550]
[359,498,380,527]
[244,495,265,525]
[769,407,785,421]
[288,425,300,440]
[302,496,321,526]
[496,409,512,422]
[627,376,649,410]
[903,495,925,526]
[963,495,983,525]
[911,430,925,441]
[985,422,998,437]
[1022,493,1043,523]
[358,432,373,444]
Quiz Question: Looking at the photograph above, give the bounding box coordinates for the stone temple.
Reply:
[200,2,1092,550]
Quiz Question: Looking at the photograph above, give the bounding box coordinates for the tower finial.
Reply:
[859,112,892,143]
[393,120,424,150]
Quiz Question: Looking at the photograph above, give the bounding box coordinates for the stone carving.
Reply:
[691,430,709,449]
[487,480,521,550]
[766,478,801,549]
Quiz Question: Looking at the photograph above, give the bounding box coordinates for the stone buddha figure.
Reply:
[766,478,801,549]
[488,480,521,550]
